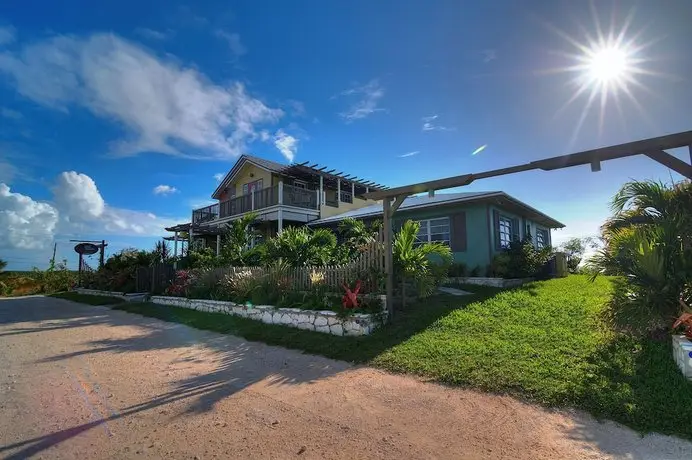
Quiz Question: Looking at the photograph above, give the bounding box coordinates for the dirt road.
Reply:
[1,296,691,459]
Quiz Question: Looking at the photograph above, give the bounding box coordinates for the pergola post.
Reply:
[319,175,324,206]
[337,179,341,204]
[216,234,221,256]
[383,194,407,318]
[173,231,178,258]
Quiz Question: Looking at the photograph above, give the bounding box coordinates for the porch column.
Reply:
[278,180,284,205]
[216,234,221,256]
[278,208,284,234]
[337,179,341,203]
[319,175,324,206]
[366,186,369,193]
[351,181,355,198]
[173,231,178,257]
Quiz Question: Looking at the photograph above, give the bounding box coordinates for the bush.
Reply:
[31,261,76,293]
[490,237,552,279]
[448,262,467,277]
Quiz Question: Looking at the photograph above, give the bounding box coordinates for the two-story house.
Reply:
[165,154,565,270]
[165,155,388,252]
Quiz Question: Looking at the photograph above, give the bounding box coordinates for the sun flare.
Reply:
[587,46,630,84]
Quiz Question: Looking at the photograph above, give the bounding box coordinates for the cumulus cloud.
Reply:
[153,184,178,195]
[335,79,385,122]
[273,129,298,162]
[0,26,15,46]
[0,33,283,159]
[213,173,224,182]
[0,183,59,249]
[53,171,105,220]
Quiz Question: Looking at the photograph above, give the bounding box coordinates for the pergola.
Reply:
[363,130,692,315]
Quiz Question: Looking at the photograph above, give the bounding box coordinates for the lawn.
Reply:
[60,276,692,440]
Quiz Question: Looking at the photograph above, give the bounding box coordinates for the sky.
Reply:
[0,0,691,270]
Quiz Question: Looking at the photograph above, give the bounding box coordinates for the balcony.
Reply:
[192,183,318,224]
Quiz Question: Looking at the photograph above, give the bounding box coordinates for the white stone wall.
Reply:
[447,277,532,288]
[149,296,386,337]
[74,288,146,302]
[672,335,692,380]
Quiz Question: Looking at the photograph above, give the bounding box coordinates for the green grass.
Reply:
[60,276,692,440]
[50,292,124,305]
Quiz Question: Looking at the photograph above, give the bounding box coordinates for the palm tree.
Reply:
[0,258,7,273]
[264,227,337,266]
[338,218,376,250]
[221,212,260,265]
[393,220,452,308]
[153,240,171,263]
[589,180,692,321]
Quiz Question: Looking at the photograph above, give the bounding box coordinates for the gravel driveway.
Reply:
[1,296,691,459]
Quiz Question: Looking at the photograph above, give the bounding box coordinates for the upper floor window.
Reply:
[499,216,513,248]
[242,179,263,196]
[536,228,549,249]
[415,217,450,246]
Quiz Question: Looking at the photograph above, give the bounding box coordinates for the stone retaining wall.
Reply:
[447,277,533,288]
[75,288,147,302]
[672,335,692,380]
[149,296,386,337]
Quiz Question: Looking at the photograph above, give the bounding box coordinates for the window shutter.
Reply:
[493,209,500,251]
[450,212,467,252]
[512,218,520,242]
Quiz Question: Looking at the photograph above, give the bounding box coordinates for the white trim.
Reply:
[212,156,274,199]
[202,204,319,228]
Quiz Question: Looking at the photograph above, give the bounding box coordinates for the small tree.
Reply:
[560,237,595,273]
[220,212,260,266]
[393,220,452,308]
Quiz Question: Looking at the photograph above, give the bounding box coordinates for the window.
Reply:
[499,216,513,248]
[242,179,263,196]
[292,180,307,189]
[536,228,549,249]
[414,217,450,246]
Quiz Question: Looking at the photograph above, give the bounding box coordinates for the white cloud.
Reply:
[153,184,178,195]
[53,171,105,220]
[0,171,185,251]
[421,114,455,132]
[0,160,16,183]
[213,173,224,182]
[336,79,385,122]
[0,26,15,46]
[0,183,59,249]
[273,129,298,162]
[214,30,246,59]
[482,49,497,63]
[1,107,22,119]
[0,33,283,159]
[398,151,419,158]
[134,28,172,41]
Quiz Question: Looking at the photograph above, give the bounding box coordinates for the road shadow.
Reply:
[0,295,350,459]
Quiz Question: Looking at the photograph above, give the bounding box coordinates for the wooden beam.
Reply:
[297,160,310,166]
[392,194,407,212]
[324,169,336,174]
[645,150,692,179]
[316,166,328,171]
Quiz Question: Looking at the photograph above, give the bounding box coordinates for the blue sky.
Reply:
[1,0,691,269]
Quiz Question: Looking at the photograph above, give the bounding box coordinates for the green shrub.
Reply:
[490,237,552,279]
[448,262,467,277]
[31,261,76,293]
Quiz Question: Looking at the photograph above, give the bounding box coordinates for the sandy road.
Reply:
[1,296,691,459]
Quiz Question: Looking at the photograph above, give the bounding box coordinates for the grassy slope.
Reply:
[60,277,692,440]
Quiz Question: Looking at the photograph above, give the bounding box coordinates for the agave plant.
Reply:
[393,220,452,307]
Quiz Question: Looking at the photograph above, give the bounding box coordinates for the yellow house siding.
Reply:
[319,196,375,218]
[218,162,274,201]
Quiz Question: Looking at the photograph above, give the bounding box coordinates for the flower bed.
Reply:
[149,295,387,336]
[446,277,533,288]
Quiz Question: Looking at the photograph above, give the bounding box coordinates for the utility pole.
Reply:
[100,239,106,269]
[51,242,57,268]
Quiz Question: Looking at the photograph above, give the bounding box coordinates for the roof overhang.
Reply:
[212,156,273,199]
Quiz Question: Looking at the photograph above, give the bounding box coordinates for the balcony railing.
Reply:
[192,183,318,224]
[339,191,353,203]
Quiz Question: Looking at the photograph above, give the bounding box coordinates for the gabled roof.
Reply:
[309,191,565,228]
[212,154,387,199]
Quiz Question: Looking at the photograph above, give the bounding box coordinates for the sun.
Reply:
[587,46,630,84]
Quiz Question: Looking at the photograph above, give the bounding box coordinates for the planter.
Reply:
[74,288,148,302]
[149,295,387,337]
[672,335,692,380]
[446,277,533,288]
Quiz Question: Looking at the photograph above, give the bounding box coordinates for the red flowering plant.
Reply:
[165,270,195,297]
[342,280,362,309]
[673,297,692,340]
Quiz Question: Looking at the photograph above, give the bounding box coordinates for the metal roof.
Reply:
[309,191,565,227]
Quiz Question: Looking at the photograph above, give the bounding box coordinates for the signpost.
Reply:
[72,239,108,286]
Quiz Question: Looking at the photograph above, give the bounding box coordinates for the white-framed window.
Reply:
[414,217,450,246]
[499,216,513,248]
[536,228,549,249]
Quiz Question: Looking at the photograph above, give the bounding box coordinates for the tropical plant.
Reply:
[338,218,378,254]
[0,258,7,272]
[185,247,219,270]
[588,180,692,329]
[31,260,76,293]
[220,212,262,266]
[264,227,337,266]
[393,220,452,306]
[489,237,552,279]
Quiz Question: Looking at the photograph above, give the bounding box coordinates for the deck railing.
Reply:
[193,183,318,223]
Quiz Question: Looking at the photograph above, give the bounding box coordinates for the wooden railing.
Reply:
[193,183,318,223]
[339,191,353,203]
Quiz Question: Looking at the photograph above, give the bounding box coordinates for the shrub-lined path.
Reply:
[2,296,691,459]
